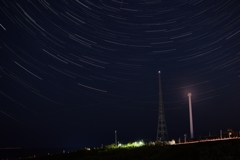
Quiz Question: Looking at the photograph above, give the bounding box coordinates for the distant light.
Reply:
[188,93,192,96]
[158,71,161,73]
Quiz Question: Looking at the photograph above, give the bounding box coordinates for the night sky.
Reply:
[1,0,240,148]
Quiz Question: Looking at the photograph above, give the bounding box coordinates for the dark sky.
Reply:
[0,0,240,148]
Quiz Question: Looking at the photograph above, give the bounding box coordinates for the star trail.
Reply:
[0,0,240,148]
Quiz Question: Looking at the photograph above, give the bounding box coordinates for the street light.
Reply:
[229,132,232,138]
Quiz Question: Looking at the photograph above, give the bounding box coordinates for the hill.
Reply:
[26,139,240,160]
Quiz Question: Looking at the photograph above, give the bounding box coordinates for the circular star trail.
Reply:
[0,0,240,147]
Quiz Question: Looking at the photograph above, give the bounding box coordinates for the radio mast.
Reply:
[156,71,168,141]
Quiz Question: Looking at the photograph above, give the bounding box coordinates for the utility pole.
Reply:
[115,130,117,147]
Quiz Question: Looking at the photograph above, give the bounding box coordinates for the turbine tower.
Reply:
[188,93,194,139]
[156,71,168,141]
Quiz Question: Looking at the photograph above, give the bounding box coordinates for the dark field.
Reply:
[24,139,240,160]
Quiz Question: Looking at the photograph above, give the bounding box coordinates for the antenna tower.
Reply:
[156,71,168,141]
